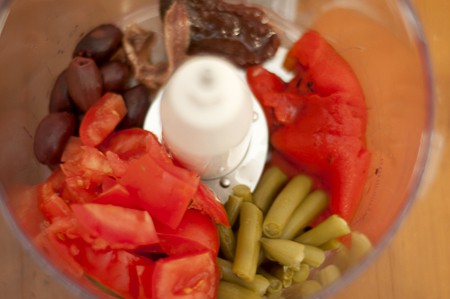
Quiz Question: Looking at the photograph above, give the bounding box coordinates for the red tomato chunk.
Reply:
[33,92,228,298]
[152,250,219,299]
[248,31,371,221]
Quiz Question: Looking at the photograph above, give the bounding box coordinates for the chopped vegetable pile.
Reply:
[36,96,229,298]
[215,171,372,298]
[27,1,373,298]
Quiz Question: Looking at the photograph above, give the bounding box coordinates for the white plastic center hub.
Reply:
[160,56,254,179]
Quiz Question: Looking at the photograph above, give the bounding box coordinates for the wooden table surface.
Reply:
[1,0,449,298]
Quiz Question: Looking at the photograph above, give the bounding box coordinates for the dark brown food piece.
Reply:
[100,61,130,92]
[74,24,123,65]
[118,84,153,129]
[66,56,103,112]
[34,112,76,165]
[160,0,280,66]
[49,69,74,113]
[123,0,190,89]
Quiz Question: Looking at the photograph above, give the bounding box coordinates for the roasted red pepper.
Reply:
[247,31,371,221]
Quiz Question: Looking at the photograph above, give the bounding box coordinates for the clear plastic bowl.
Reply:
[0,0,433,298]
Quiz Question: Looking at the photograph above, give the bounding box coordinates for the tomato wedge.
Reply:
[99,128,170,163]
[79,92,128,147]
[155,209,220,256]
[94,182,139,209]
[152,250,219,299]
[71,203,159,249]
[76,246,140,299]
[190,182,230,227]
[121,153,200,229]
[37,167,72,221]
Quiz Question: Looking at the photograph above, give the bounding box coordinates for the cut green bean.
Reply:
[280,190,329,240]
[319,238,341,251]
[233,202,263,281]
[318,264,341,287]
[260,238,304,268]
[263,175,313,238]
[217,281,262,299]
[258,269,283,296]
[300,280,322,298]
[349,232,373,266]
[270,265,294,288]
[292,264,310,283]
[252,167,288,214]
[302,245,326,268]
[225,194,244,227]
[294,214,351,246]
[232,184,252,202]
[251,275,271,296]
[217,224,236,261]
[217,258,269,295]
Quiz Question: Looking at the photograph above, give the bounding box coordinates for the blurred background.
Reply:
[0,0,449,298]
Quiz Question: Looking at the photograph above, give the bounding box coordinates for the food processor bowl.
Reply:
[0,0,433,298]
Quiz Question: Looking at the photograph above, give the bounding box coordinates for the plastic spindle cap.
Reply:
[160,56,253,179]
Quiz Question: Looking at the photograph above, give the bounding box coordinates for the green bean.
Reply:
[258,269,283,296]
[270,265,294,288]
[292,264,310,283]
[252,167,288,214]
[294,214,351,246]
[217,224,236,261]
[300,280,322,297]
[319,238,341,251]
[225,194,244,227]
[217,258,269,295]
[318,264,341,287]
[260,238,304,268]
[263,175,313,238]
[302,245,325,268]
[251,275,271,296]
[217,281,262,299]
[233,202,263,281]
[280,190,329,240]
[232,184,252,202]
[349,232,372,266]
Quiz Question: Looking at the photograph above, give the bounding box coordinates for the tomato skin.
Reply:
[80,92,128,147]
[121,154,200,229]
[190,182,230,227]
[285,31,365,99]
[246,65,286,100]
[71,203,159,249]
[152,250,219,299]
[247,66,287,133]
[99,128,170,162]
[155,209,220,256]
